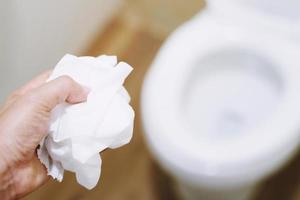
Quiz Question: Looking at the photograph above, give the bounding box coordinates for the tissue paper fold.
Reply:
[37,54,134,189]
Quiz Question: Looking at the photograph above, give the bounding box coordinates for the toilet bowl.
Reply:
[141,1,300,199]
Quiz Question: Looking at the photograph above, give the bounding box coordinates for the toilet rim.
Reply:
[207,0,300,31]
[141,21,300,180]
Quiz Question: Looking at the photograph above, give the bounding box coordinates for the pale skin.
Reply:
[0,71,89,199]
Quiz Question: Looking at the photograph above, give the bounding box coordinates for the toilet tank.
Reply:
[0,0,122,102]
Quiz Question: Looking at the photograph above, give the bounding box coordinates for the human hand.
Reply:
[0,71,89,199]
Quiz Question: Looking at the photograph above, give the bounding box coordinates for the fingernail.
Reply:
[83,86,91,96]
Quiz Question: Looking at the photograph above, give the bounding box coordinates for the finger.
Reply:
[14,156,50,199]
[6,70,53,105]
[28,75,89,111]
[17,70,53,95]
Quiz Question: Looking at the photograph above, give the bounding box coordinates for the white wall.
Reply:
[0,0,122,103]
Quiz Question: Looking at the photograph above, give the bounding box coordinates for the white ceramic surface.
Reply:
[141,1,300,200]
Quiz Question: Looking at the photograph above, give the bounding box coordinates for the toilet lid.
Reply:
[208,0,300,42]
[142,14,300,185]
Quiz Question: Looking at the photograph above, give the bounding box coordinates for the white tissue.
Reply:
[37,54,134,189]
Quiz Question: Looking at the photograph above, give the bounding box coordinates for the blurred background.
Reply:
[1,0,300,199]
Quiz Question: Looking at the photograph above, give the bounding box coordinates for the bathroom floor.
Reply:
[24,1,300,200]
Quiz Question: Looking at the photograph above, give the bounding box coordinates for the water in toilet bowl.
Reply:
[182,49,283,143]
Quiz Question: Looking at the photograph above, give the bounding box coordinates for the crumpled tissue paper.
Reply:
[37,54,134,189]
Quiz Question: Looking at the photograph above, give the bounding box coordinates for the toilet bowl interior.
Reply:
[182,48,284,144]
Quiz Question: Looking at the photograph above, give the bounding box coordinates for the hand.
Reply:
[0,71,89,199]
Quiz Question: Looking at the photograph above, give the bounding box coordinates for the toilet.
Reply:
[141,0,300,200]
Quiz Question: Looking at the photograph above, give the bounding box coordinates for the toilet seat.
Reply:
[141,14,300,187]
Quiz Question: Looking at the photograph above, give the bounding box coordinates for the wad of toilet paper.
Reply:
[37,54,134,189]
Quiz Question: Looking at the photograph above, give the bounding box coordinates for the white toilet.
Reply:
[141,0,300,200]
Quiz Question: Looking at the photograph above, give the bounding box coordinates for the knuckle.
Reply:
[21,91,39,105]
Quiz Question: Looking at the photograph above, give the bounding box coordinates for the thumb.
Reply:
[30,75,89,111]
[0,76,89,161]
